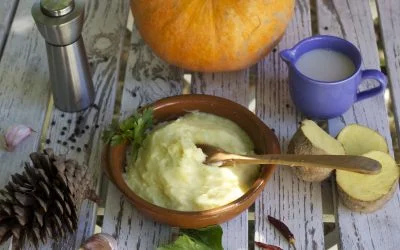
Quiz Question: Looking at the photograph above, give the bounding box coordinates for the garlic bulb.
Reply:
[80,233,117,250]
[4,125,34,151]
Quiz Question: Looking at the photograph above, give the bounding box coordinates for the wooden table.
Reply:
[1,0,399,249]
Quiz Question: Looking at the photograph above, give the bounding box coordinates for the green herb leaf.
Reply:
[157,225,223,250]
[181,225,223,250]
[157,235,207,250]
[110,135,123,146]
[102,108,154,160]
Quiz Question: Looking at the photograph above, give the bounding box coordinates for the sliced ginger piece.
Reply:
[336,151,399,212]
[288,120,345,182]
[337,124,388,155]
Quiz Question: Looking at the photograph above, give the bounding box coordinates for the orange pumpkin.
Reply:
[131,0,295,72]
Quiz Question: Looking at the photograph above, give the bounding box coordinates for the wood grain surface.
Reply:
[377,0,400,146]
[41,1,130,249]
[0,0,130,249]
[0,2,50,249]
[255,1,325,249]
[101,22,183,250]
[0,0,50,188]
[0,0,18,57]
[317,0,400,249]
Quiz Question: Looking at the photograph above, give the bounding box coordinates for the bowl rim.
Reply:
[103,94,280,220]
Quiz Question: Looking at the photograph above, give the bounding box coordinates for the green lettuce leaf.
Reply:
[157,225,223,250]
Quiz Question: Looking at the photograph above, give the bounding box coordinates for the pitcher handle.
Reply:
[356,70,387,102]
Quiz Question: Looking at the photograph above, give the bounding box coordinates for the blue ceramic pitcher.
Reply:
[280,35,387,119]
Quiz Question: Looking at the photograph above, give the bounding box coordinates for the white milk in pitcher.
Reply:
[295,49,356,82]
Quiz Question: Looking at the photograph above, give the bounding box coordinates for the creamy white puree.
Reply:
[125,112,260,211]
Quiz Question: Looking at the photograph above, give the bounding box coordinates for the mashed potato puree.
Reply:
[125,112,260,211]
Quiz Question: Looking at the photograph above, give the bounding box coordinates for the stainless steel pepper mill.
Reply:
[32,0,95,112]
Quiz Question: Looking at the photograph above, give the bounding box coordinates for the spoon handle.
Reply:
[222,154,381,174]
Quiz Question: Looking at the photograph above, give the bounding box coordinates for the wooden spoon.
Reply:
[196,144,381,174]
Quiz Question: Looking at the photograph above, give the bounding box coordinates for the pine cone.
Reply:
[0,148,99,249]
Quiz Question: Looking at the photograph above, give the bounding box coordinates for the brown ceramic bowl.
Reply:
[104,94,280,228]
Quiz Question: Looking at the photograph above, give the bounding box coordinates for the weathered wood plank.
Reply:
[39,0,130,249]
[192,72,250,106]
[39,0,129,249]
[0,0,50,191]
[255,0,325,249]
[317,1,400,249]
[0,0,129,249]
[192,70,250,250]
[0,0,18,58]
[0,1,52,249]
[377,0,400,148]
[101,21,183,250]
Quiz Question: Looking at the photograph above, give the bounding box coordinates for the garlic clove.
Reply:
[4,125,34,152]
[80,233,117,250]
